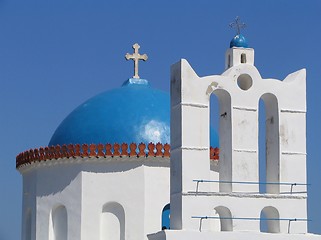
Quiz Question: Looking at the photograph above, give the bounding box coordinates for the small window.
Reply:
[241,53,246,63]
[161,204,170,230]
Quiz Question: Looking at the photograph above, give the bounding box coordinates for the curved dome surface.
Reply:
[49,79,219,147]
[230,34,249,48]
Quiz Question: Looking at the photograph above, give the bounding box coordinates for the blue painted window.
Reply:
[161,204,170,230]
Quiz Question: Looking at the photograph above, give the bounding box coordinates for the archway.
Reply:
[101,202,125,240]
[259,93,280,193]
[211,89,232,192]
[260,206,280,233]
[214,206,233,231]
[49,205,68,240]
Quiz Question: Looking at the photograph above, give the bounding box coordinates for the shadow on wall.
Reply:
[36,161,150,196]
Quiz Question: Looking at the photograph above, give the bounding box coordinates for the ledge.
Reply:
[184,191,306,199]
[16,143,219,169]
[148,230,321,240]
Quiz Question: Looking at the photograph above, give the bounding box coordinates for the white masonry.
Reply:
[149,45,321,240]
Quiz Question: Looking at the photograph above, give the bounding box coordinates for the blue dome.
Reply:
[230,34,248,48]
[49,78,219,147]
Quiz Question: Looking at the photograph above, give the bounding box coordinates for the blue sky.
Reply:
[0,1,321,239]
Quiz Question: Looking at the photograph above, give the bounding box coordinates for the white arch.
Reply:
[101,202,125,240]
[214,206,233,231]
[212,89,232,192]
[260,206,280,233]
[49,205,68,240]
[259,93,280,193]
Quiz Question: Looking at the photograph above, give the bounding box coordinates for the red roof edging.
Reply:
[16,143,219,168]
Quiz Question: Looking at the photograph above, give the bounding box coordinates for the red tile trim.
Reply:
[16,143,219,168]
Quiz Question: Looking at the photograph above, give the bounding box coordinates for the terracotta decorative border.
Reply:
[16,143,219,168]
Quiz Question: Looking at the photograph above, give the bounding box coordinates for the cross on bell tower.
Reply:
[125,43,148,79]
[229,16,246,35]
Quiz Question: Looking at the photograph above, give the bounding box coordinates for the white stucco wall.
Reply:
[19,156,171,240]
[23,163,83,240]
[169,45,309,237]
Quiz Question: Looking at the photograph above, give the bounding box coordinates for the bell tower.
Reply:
[149,17,317,240]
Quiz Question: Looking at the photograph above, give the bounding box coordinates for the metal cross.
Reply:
[125,43,148,79]
[229,16,246,35]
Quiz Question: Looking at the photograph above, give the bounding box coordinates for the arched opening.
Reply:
[241,53,246,63]
[101,202,125,240]
[209,94,220,148]
[25,208,32,240]
[259,93,280,194]
[49,205,68,240]
[260,206,280,233]
[161,204,170,230]
[214,206,233,231]
[259,98,266,193]
[211,89,232,192]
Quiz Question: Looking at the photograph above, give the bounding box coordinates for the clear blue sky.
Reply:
[0,1,320,239]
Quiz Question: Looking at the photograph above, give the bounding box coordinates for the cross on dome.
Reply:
[229,16,246,35]
[125,43,148,79]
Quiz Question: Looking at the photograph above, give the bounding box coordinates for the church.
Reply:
[16,17,321,240]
